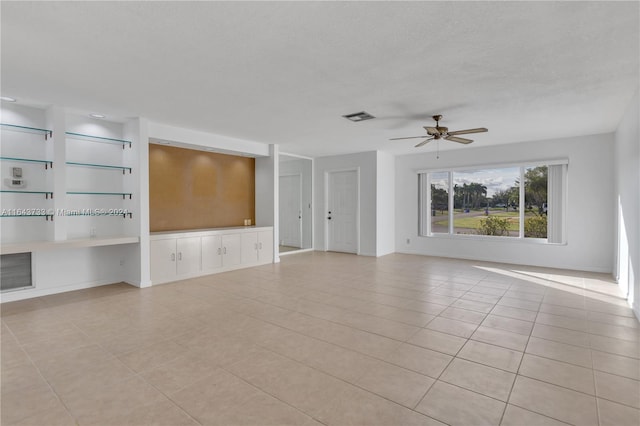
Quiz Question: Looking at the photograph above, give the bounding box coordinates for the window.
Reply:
[419,161,567,243]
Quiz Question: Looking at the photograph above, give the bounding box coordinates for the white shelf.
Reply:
[1,236,139,255]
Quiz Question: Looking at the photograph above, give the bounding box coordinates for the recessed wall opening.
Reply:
[149,143,256,232]
[0,252,33,292]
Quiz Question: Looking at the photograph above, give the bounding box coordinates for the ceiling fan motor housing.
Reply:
[390,114,487,146]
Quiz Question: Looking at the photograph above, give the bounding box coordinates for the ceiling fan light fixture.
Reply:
[343,111,375,122]
[390,114,488,147]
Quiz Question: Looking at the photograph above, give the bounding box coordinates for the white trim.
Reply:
[394,249,609,274]
[519,167,525,238]
[421,233,566,245]
[1,279,127,303]
[278,248,314,256]
[419,162,567,244]
[280,152,313,161]
[278,172,303,248]
[324,167,360,255]
[415,158,569,174]
[310,158,315,251]
[279,152,314,252]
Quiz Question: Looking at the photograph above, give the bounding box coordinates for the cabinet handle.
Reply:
[217,247,221,255]
[223,247,227,254]
[178,252,182,261]
[171,253,175,261]
[259,242,263,249]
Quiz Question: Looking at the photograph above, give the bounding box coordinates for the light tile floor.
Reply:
[1,252,639,426]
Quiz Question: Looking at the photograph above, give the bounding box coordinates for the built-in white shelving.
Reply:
[1,120,54,229]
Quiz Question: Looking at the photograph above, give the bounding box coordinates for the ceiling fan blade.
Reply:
[389,136,428,140]
[415,138,434,147]
[447,127,488,136]
[424,126,440,135]
[445,136,474,144]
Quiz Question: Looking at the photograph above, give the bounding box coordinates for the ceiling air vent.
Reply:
[342,111,375,122]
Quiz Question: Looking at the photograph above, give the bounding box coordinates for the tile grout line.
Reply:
[2,253,637,426]
[221,345,441,426]
[3,323,82,425]
[497,281,537,426]
[588,283,603,426]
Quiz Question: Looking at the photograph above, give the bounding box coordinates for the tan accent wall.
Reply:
[149,144,255,232]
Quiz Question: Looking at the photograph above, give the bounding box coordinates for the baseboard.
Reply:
[124,279,152,288]
[1,279,117,303]
[358,251,377,257]
[394,249,613,274]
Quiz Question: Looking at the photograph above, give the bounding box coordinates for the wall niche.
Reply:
[149,144,255,232]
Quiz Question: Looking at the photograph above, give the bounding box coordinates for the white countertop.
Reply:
[150,226,272,239]
[1,236,140,255]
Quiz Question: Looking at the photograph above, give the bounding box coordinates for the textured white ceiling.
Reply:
[2,1,638,157]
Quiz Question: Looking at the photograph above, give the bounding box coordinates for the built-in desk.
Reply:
[1,236,140,255]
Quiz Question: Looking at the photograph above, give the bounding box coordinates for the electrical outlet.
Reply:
[406,238,411,244]
[119,259,125,266]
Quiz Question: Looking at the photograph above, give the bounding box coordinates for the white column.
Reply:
[45,106,66,241]
[123,117,151,287]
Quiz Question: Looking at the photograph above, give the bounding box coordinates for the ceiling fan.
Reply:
[390,115,488,147]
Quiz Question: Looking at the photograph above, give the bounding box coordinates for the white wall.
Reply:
[148,121,269,157]
[1,103,51,243]
[2,104,278,302]
[315,151,377,256]
[123,118,150,287]
[395,133,615,273]
[614,91,639,318]
[1,104,138,302]
[376,151,395,256]
[27,245,132,298]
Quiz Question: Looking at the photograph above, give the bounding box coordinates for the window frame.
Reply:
[418,159,568,245]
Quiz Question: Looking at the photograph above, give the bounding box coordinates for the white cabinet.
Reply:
[222,234,242,267]
[201,235,222,271]
[240,230,274,265]
[202,233,241,272]
[241,232,259,264]
[150,239,176,283]
[150,236,201,283]
[150,227,273,285]
[258,230,274,263]
[176,237,201,276]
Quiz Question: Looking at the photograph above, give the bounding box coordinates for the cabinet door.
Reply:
[176,237,201,276]
[258,230,273,263]
[201,235,223,271]
[222,233,241,267]
[240,232,258,265]
[150,239,176,283]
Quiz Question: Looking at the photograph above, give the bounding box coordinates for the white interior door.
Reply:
[327,170,358,254]
[279,174,302,248]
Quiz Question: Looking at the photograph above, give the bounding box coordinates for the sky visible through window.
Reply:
[432,167,520,197]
